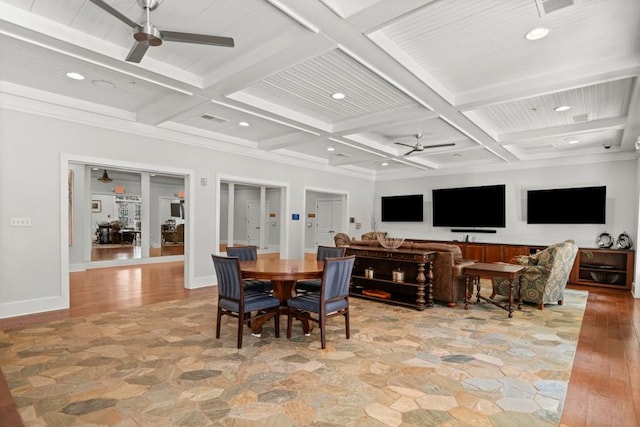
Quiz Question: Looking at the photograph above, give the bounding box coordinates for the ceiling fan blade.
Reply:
[89,0,139,28]
[394,142,416,149]
[161,31,235,47]
[404,148,418,156]
[421,143,456,150]
[125,41,149,63]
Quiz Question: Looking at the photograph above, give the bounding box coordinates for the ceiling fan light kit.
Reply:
[89,0,235,63]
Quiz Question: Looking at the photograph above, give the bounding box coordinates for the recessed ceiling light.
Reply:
[554,105,571,112]
[453,153,462,158]
[567,139,579,144]
[331,92,346,100]
[327,147,336,152]
[381,162,389,166]
[238,121,250,127]
[66,72,85,80]
[92,79,115,89]
[525,27,550,41]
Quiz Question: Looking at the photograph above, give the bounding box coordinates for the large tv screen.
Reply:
[432,184,506,228]
[527,186,606,224]
[381,194,423,222]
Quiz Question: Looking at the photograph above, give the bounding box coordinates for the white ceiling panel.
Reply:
[230,48,420,126]
[0,0,638,175]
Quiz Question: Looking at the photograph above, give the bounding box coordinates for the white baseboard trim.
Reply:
[86,255,184,269]
[0,295,68,319]
[70,263,86,272]
[189,275,216,289]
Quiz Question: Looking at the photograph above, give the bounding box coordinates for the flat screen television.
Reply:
[381,194,423,222]
[170,202,184,219]
[432,184,506,228]
[527,186,606,224]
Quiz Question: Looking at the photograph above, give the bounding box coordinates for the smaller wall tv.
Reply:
[381,194,423,222]
[527,186,606,224]
[432,184,506,228]
[171,202,184,219]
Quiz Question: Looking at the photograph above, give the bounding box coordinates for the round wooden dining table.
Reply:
[239,258,324,335]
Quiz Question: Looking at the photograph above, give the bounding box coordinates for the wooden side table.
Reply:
[463,263,524,317]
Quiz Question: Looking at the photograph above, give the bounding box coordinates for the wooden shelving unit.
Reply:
[345,246,436,310]
[573,248,634,290]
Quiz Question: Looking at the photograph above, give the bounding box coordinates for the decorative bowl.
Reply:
[377,235,404,249]
[590,271,620,284]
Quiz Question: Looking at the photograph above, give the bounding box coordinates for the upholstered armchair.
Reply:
[361,231,387,241]
[334,233,352,247]
[492,240,578,309]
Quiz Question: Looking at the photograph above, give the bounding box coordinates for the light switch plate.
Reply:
[10,217,32,227]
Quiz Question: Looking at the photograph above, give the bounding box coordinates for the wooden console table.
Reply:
[463,263,524,318]
[345,246,436,310]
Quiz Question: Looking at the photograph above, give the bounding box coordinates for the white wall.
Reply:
[0,107,375,318]
[374,161,638,249]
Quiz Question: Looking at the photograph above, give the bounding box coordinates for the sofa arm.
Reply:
[452,259,476,278]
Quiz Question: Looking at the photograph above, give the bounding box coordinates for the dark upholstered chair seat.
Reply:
[226,246,273,293]
[287,255,355,349]
[296,246,346,294]
[212,254,280,348]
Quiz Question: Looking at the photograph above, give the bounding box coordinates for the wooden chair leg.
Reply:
[320,314,326,350]
[216,308,222,339]
[273,308,280,338]
[558,299,563,305]
[537,303,544,310]
[286,310,293,339]
[237,316,244,349]
[344,309,350,340]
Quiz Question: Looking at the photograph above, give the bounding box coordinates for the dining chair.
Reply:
[226,246,273,293]
[211,255,280,348]
[296,246,346,293]
[287,255,355,349]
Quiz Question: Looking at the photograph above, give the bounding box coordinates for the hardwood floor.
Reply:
[0,261,638,426]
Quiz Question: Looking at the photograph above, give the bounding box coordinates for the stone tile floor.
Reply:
[0,286,587,426]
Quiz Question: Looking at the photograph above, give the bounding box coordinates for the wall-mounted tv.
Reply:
[527,186,606,224]
[171,202,184,219]
[432,184,506,228]
[381,194,423,222]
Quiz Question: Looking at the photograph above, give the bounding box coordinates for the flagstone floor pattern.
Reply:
[0,287,587,426]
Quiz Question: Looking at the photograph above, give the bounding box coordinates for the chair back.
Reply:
[321,256,356,301]
[211,255,243,301]
[317,246,346,261]
[226,246,258,261]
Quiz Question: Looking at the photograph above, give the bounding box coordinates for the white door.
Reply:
[316,199,343,247]
[247,200,270,247]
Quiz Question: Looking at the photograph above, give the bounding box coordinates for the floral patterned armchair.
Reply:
[492,240,578,309]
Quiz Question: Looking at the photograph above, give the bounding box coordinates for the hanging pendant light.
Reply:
[98,169,113,183]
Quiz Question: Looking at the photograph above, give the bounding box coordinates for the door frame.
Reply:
[216,174,289,258]
[61,153,196,309]
[304,186,349,251]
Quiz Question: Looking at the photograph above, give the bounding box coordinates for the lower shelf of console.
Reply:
[350,276,428,310]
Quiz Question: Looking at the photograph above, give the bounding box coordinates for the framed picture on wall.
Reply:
[91,200,102,213]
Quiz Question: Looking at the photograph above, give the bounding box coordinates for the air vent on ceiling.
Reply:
[535,0,576,16]
[201,114,229,123]
[572,113,589,123]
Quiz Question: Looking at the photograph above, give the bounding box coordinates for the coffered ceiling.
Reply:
[1,0,638,177]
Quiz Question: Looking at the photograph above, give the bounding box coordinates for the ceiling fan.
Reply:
[89,0,235,63]
[394,133,455,156]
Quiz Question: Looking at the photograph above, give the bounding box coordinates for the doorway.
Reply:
[217,178,287,257]
[62,154,196,314]
[304,189,348,252]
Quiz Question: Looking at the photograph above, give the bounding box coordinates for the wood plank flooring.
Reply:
[0,262,638,426]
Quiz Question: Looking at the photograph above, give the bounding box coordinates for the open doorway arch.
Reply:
[216,175,289,258]
[304,187,349,252]
[61,153,197,309]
